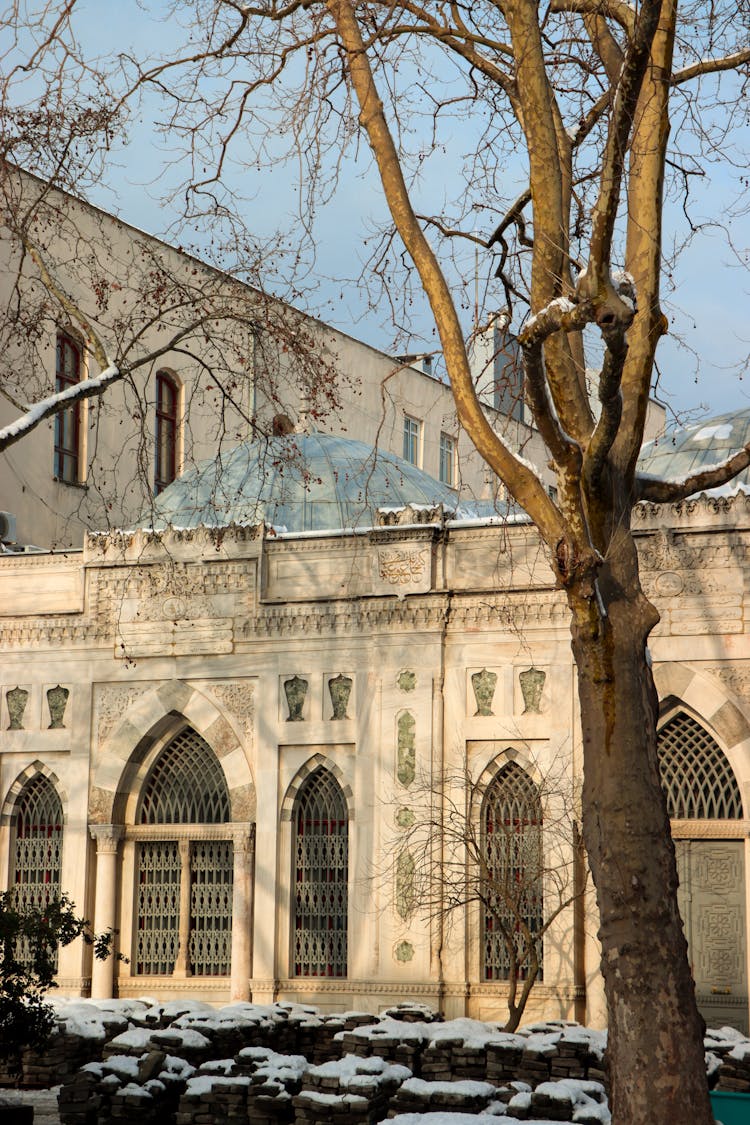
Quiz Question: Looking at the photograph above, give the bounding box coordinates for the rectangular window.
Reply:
[439,432,455,486]
[155,371,179,494]
[403,415,421,466]
[54,332,81,483]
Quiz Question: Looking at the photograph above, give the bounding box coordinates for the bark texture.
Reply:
[569,526,713,1123]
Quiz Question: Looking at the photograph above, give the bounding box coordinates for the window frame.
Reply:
[54,332,82,483]
[154,370,180,494]
[439,431,456,486]
[402,414,422,467]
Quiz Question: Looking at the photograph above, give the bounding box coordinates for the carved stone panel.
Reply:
[397,712,416,787]
[676,840,748,1033]
[94,684,151,743]
[373,547,431,596]
[211,682,256,736]
[396,850,416,920]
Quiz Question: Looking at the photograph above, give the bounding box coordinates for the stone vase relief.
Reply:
[519,668,546,714]
[284,676,308,722]
[328,674,353,720]
[47,685,69,729]
[471,668,497,717]
[6,687,29,730]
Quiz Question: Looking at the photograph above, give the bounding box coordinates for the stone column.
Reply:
[174,839,192,977]
[230,825,255,1001]
[89,825,123,1000]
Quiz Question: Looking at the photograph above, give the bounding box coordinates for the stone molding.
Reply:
[280,753,354,822]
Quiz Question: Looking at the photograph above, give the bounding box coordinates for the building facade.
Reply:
[1,434,749,1031]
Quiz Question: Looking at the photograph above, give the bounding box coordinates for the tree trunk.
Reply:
[568,528,713,1125]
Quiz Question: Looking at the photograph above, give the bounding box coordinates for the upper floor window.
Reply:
[439,432,455,486]
[54,332,82,483]
[403,414,421,467]
[155,372,179,494]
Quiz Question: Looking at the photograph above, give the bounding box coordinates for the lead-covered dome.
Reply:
[638,408,750,495]
[148,430,463,533]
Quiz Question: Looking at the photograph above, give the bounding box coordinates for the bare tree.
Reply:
[107,4,750,1122]
[392,759,584,1033]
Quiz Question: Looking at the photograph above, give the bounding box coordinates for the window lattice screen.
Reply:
[139,728,230,824]
[135,841,181,975]
[12,775,64,970]
[482,762,544,982]
[658,712,742,819]
[189,840,233,975]
[293,769,348,978]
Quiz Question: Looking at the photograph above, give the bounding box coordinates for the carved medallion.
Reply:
[328,674,353,721]
[47,685,69,729]
[6,687,29,730]
[519,667,546,714]
[284,676,308,722]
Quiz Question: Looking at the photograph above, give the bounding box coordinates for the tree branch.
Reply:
[672,48,750,86]
[0,364,121,454]
[636,447,750,503]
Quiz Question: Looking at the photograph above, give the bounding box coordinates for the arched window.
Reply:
[292,768,348,978]
[155,371,179,493]
[54,332,82,483]
[134,728,233,977]
[11,775,64,968]
[658,711,743,819]
[482,762,543,981]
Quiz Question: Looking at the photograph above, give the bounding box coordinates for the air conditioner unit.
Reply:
[0,512,17,543]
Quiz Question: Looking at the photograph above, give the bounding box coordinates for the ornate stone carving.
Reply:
[702,663,750,701]
[471,669,497,717]
[211,682,256,735]
[89,785,114,825]
[394,940,414,963]
[395,807,416,829]
[378,548,427,585]
[95,685,150,742]
[396,850,416,920]
[397,670,416,693]
[328,675,352,721]
[47,685,69,729]
[6,687,28,730]
[519,668,546,714]
[397,712,416,787]
[229,783,257,822]
[284,676,308,722]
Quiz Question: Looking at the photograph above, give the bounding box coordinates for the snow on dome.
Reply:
[638,406,750,497]
[142,431,466,534]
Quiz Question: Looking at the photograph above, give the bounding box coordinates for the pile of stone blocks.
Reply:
[292,1056,411,1125]
[387,1076,498,1117]
[58,1050,193,1125]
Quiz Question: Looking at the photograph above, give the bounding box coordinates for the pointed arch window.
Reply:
[134,727,233,977]
[292,768,348,977]
[11,774,64,969]
[482,762,544,981]
[658,711,742,819]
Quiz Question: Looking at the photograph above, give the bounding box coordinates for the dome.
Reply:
[638,408,750,495]
[147,431,464,533]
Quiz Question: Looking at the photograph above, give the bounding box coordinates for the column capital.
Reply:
[89,824,124,853]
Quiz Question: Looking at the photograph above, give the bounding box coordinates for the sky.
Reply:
[23,1,750,427]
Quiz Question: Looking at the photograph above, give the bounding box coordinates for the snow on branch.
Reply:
[518,296,592,348]
[636,444,750,504]
[0,364,121,453]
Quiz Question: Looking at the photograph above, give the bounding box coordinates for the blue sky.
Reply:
[46,2,750,425]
